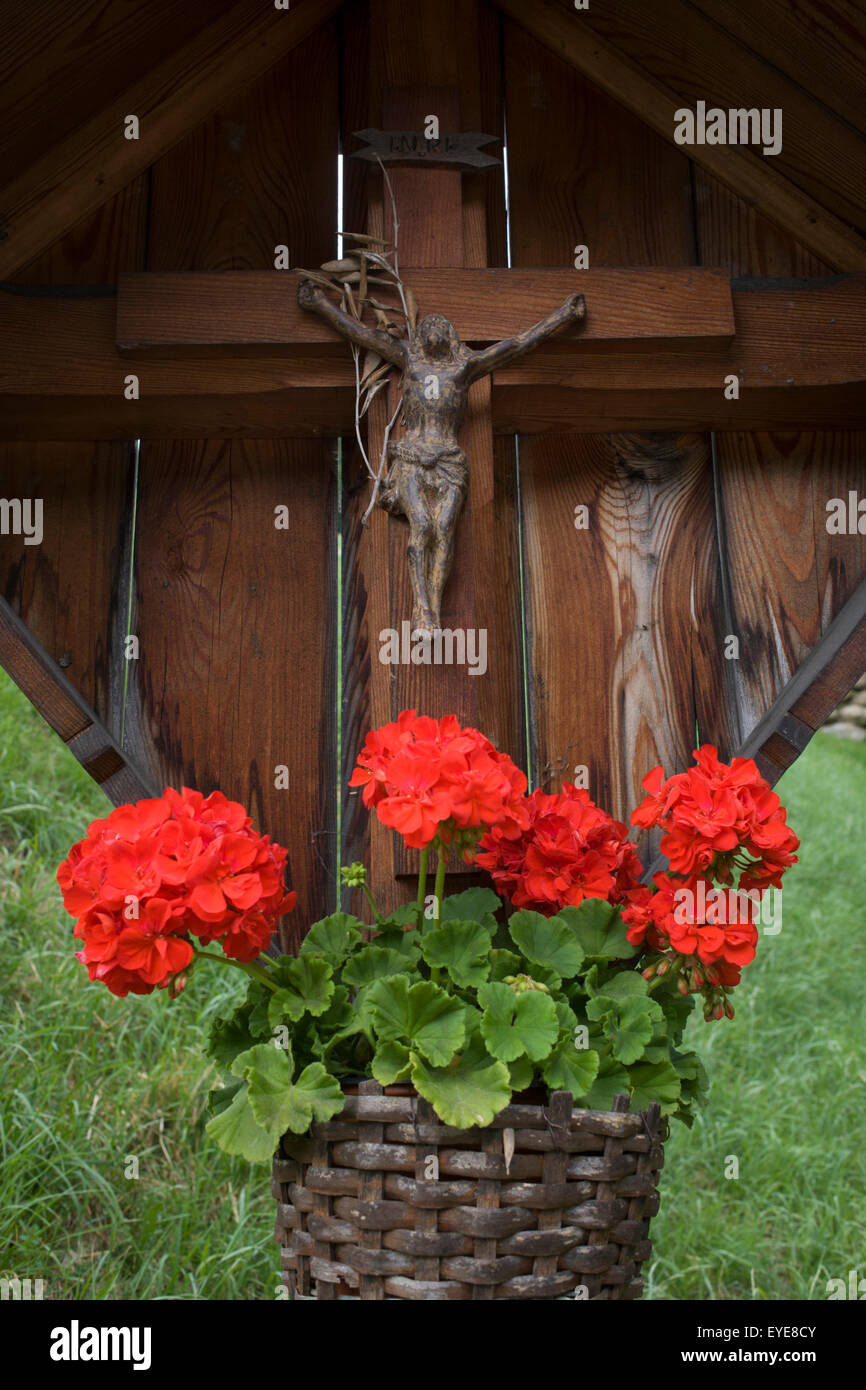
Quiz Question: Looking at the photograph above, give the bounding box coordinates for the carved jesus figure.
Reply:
[298,278,586,634]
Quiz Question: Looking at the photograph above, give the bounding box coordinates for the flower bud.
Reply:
[340,861,367,888]
[656,959,670,978]
[677,976,690,996]
[642,963,658,981]
[724,1000,735,1020]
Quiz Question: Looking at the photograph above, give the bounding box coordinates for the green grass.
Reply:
[0,666,863,1300]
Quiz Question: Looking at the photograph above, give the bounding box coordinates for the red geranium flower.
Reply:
[477,783,644,915]
[349,710,529,852]
[58,786,294,996]
[631,744,799,888]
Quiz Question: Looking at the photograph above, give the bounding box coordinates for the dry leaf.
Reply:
[359,252,368,303]
[360,349,382,384]
[343,284,361,321]
[405,286,418,333]
[360,378,388,416]
[502,1128,515,1175]
[295,268,338,290]
[338,231,394,247]
[320,257,360,274]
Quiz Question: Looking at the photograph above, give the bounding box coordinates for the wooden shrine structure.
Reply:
[1,0,865,948]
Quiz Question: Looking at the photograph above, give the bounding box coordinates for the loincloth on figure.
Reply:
[378,440,469,517]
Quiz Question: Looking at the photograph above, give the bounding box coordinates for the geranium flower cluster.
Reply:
[631,744,799,890]
[348,709,529,852]
[476,784,644,913]
[58,787,295,997]
[621,746,799,1019]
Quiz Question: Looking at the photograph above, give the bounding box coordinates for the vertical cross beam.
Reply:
[341,0,524,914]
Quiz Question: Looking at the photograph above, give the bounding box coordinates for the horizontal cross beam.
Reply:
[115,268,735,352]
[1,272,864,438]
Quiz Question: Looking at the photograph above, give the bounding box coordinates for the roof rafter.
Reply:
[495,0,866,271]
[0,0,343,279]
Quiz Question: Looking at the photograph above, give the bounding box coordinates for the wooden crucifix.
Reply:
[298,277,585,632]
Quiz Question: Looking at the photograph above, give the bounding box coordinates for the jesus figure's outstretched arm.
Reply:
[297,279,408,368]
[464,292,586,383]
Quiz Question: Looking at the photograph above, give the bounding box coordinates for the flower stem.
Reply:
[434,846,447,925]
[192,948,279,992]
[362,881,383,925]
[416,845,429,927]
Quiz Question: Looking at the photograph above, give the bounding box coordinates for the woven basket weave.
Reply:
[273,1081,666,1300]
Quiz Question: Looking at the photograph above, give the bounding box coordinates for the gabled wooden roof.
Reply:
[1,0,865,278]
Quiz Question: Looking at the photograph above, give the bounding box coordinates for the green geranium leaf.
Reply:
[441,887,501,934]
[489,949,523,981]
[579,1054,632,1111]
[509,911,584,979]
[377,904,421,930]
[588,969,648,1000]
[627,1060,682,1114]
[343,945,417,988]
[239,1044,344,1137]
[541,1037,600,1101]
[672,1048,709,1106]
[208,1003,256,1070]
[371,1039,412,1086]
[522,961,563,992]
[410,1033,512,1129]
[371,927,420,957]
[248,984,272,1038]
[586,994,663,1066]
[316,984,353,1033]
[508,1054,535,1092]
[268,955,334,1027]
[300,913,364,963]
[420,920,491,988]
[366,976,466,1066]
[205,1077,275,1163]
[558,900,637,961]
[478,981,559,1063]
[207,1075,244,1117]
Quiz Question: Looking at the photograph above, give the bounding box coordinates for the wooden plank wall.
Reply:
[504,20,738,863]
[0,10,341,949]
[503,16,866,854]
[133,23,340,950]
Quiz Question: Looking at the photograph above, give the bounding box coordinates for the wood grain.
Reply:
[0,0,238,184]
[495,0,866,271]
[0,440,133,731]
[132,21,341,947]
[0,0,344,278]
[690,0,866,138]
[115,268,735,350]
[505,14,738,846]
[340,0,523,915]
[573,0,866,232]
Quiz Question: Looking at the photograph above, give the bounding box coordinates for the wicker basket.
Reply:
[272,1080,666,1300]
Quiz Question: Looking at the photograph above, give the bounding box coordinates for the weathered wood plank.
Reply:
[5,277,864,438]
[0,594,156,806]
[505,15,739,835]
[131,22,341,946]
[496,0,866,270]
[690,0,866,138]
[0,0,237,186]
[0,441,134,730]
[115,268,735,350]
[0,0,344,279]
[575,0,866,232]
